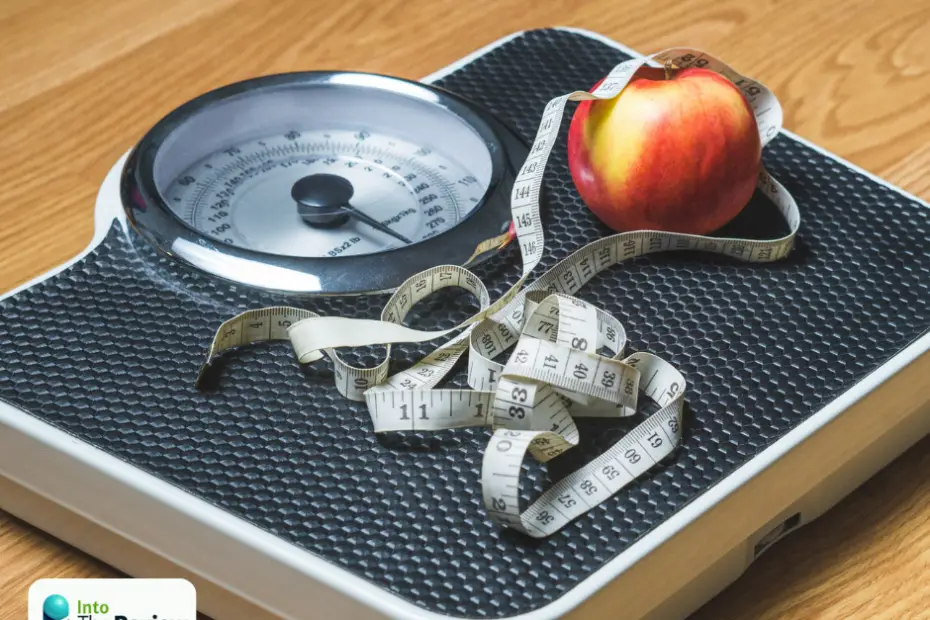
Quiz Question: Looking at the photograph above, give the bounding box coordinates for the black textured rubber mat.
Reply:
[2,29,930,618]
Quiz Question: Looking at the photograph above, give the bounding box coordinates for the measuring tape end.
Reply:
[195,360,218,391]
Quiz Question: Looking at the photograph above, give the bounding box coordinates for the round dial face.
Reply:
[123,72,525,295]
[164,130,487,258]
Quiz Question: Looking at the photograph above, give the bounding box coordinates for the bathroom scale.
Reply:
[1,27,929,620]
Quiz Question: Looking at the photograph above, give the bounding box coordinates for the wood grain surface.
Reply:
[1,0,929,618]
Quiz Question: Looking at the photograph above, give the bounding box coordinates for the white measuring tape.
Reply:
[198,48,799,538]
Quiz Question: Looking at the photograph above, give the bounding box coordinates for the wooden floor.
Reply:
[1,0,929,618]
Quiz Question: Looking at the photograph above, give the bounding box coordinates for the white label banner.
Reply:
[28,579,196,620]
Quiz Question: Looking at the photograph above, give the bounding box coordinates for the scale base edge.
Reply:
[2,345,928,620]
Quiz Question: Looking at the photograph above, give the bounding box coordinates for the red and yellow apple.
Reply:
[567,66,761,235]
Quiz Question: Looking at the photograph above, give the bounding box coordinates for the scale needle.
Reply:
[291,173,412,245]
[340,204,412,244]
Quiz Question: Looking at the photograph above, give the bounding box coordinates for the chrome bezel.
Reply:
[120,71,526,295]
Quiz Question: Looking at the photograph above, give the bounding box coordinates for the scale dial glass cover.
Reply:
[165,130,487,258]
[121,72,525,295]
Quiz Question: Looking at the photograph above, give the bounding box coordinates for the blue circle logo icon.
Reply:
[42,594,69,620]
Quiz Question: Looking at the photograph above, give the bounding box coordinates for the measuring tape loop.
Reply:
[199,264,490,399]
[196,306,321,389]
[483,351,686,538]
[200,47,800,537]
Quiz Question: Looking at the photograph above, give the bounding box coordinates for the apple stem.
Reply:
[664,59,674,80]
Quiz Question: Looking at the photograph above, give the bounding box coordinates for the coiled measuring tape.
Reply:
[198,48,799,538]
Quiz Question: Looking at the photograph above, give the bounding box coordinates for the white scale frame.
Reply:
[1,28,929,620]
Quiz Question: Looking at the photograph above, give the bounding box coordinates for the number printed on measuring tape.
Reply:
[198,48,799,538]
